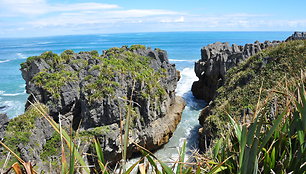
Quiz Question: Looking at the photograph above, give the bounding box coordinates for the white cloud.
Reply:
[28,9,181,27]
[109,9,178,18]
[0,0,305,37]
[160,16,185,23]
[0,0,47,15]
[50,3,119,12]
[224,13,270,17]
[0,0,119,16]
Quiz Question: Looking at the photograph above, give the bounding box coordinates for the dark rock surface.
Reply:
[286,32,306,41]
[191,41,281,102]
[19,117,55,171]
[18,46,185,166]
[0,105,7,111]
[0,113,9,138]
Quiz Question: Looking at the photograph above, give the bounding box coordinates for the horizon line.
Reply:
[0,30,297,39]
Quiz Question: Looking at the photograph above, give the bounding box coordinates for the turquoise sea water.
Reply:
[0,31,292,160]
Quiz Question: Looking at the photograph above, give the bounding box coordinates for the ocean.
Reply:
[0,31,292,160]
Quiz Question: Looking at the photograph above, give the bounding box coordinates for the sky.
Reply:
[0,0,306,38]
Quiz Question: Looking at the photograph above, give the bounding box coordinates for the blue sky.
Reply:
[0,0,305,37]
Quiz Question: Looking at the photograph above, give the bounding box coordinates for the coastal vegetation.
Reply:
[198,40,306,173]
[85,49,166,102]
[0,103,49,167]
[202,40,306,140]
[0,40,305,173]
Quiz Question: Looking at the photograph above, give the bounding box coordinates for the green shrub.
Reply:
[32,70,78,99]
[130,44,146,50]
[85,49,166,102]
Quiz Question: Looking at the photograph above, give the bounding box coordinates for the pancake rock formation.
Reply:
[191,40,281,102]
[0,45,185,171]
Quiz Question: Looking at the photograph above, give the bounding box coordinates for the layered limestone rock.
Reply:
[191,41,281,102]
[286,31,306,41]
[0,45,185,169]
[195,33,306,152]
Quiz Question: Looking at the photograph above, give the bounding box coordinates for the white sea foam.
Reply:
[37,42,52,45]
[0,90,26,96]
[169,59,196,62]
[17,53,27,59]
[0,91,4,95]
[19,84,26,88]
[0,59,11,63]
[0,100,25,118]
[175,68,198,97]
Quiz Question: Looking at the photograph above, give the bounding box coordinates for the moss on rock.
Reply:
[79,125,111,136]
[40,132,61,161]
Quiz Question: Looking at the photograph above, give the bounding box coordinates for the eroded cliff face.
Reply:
[195,32,306,152]
[286,32,306,41]
[1,45,185,169]
[191,41,281,102]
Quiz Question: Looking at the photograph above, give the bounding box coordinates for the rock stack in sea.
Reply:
[191,40,281,102]
[0,45,185,171]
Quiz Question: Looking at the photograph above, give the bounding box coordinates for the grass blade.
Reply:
[238,125,247,174]
[213,139,222,160]
[176,140,187,174]
[259,107,287,150]
[11,162,22,174]
[94,137,109,173]
[69,145,75,174]
[207,156,232,174]
[124,157,145,174]
[158,160,173,174]
[141,150,161,174]
[226,114,242,142]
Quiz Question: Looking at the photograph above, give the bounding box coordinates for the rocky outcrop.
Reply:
[88,96,185,163]
[0,113,8,138]
[0,105,8,112]
[18,45,185,167]
[191,41,281,102]
[286,32,306,41]
[195,33,306,152]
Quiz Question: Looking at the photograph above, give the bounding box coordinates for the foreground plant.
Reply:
[210,72,306,174]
